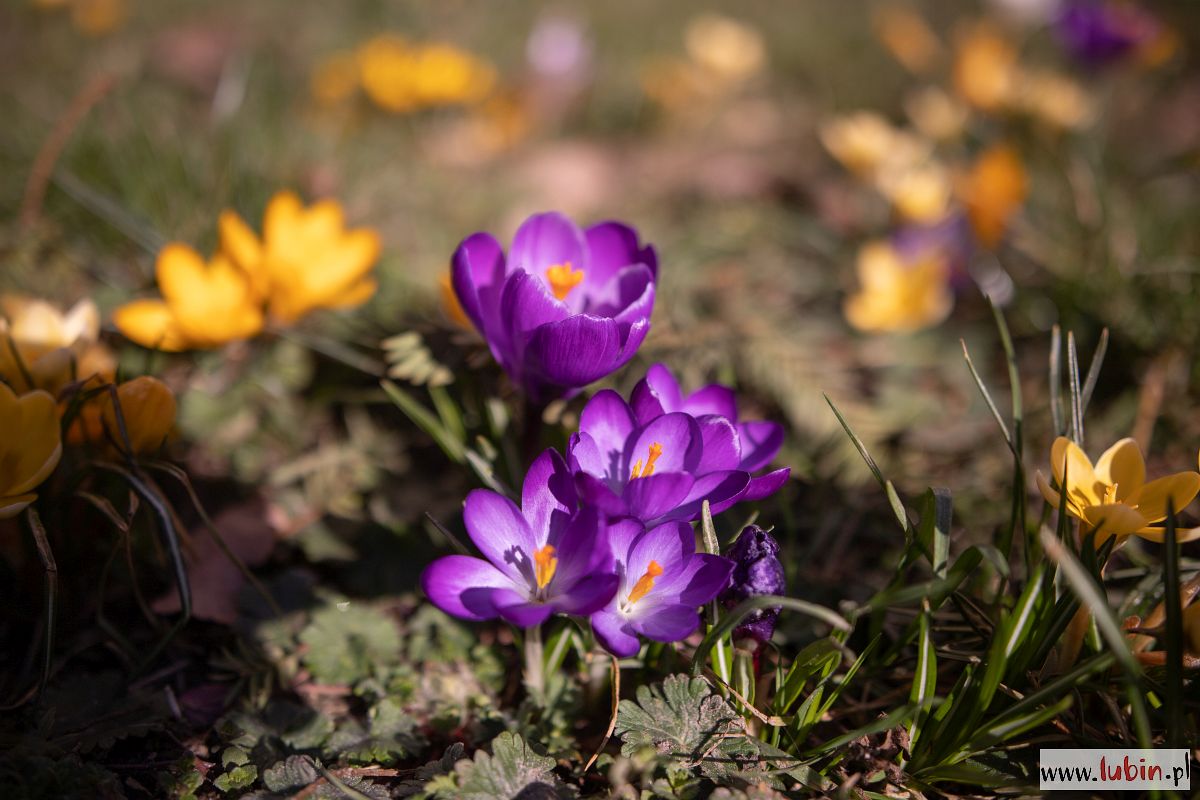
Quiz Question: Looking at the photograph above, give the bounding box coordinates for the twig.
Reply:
[584,655,621,772]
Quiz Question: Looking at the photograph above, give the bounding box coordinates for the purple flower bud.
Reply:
[720,525,786,645]
[1054,1,1161,67]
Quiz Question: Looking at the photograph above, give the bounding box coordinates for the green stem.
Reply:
[524,624,545,704]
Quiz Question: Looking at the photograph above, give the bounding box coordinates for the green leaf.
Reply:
[615,674,758,781]
[299,601,402,685]
[434,732,572,800]
[916,488,952,577]
[263,755,320,793]
[213,764,258,792]
[329,698,424,765]
[908,610,937,746]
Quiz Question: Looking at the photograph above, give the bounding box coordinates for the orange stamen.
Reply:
[627,560,663,605]
[545,262,585,301]
[630,442,664,479]
[534,544,558,590]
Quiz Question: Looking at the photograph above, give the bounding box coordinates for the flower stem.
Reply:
[524,624,545,704]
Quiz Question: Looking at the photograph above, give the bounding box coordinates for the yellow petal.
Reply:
[1036,470,1066,512]
[156,243,212,308]
[113,299,188,352]
[263,191,305,251]
[61,298,101,343]
[1049,437,1102,507]
[1,387,63,496]
[218,210,269,299]
[326,278,378,310]
[102,376,177,455]
[1132,525,1200,545]
[0,493,38,520]
[1128,472,1200,523]
[1093,438,1145,501]
[1080,503,1150,545]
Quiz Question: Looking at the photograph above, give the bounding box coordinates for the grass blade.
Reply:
[691,595,851,675]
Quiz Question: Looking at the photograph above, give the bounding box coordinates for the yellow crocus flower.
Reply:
[820,112,930,180]
[683,14,766,84]
[0,294,115,394]
[843,241,952,334]
[218,191,381,325]
[1037,437,1200,545]
[69,376,177,456]
[0,385,62,519]
[113,244,265,351]
[872,5,943,75]
[953,24,1018,112]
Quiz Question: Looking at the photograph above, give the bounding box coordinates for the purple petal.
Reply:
[631,602,702,644]
[682,385,737,420]
[550,507,613,586]
[626,521,693,586]
[552,572,620,616]
[659,553,735,607]
[668,470,752,522]
[421,555,517,621]
[574,471,630,517]
[493,590,556,627]
[451,232,508,357]
[584,220,656,287]
[740,468,791,503]
[589,264,655,318]
[630,363,679,424]
[626,413,702,476]
[592,609,641,657]
[500,268,571,344]
[510,212,588,277]
[738,420,784,472]
[625,472,695,523]
[606,517,646,567]
[695,415,741,473]
[525,314,622,390]
[578,390,636,477]
[463,489,537,584]
[522,448,577,541]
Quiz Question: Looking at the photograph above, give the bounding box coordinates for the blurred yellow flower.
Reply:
[0,385,62,519]
[1037,437,1200,546]
[876,161,952,223]
[311,51,361,107]
[905,86,969,141]
[683,14,766,84]
[439,273,472,330]
[219,191,381,324]
[357,35,495,114]
[872,5,943,74]
[959,144,1028,249]
[1016,71,1095,130]
[33,0,125,36]
[67,376,177,457]
[114,244,265,351]
[844,242,952,334]
[953,24,1018,112]
[819,112,930,180]
[0,294,114,394]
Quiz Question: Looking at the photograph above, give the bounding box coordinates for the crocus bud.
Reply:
[720,525,785,646]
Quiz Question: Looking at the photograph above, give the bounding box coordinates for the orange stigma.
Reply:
[630,442,664,479]
[534,544,558,590]
[626,560,663,605]
[545,262,585,301]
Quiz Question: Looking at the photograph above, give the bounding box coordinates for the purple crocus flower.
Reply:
[451,212,657,402]
[1055,1,1160,66]
[591,519,734,657]
[720,525,786,645]
[629,364,791,506]
[568,388,754,527]
[422,449,619,627]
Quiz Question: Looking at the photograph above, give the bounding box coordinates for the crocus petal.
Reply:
[522,448,577,540]
[462,489,537,584]
[592,609,641,657]
[626,521,693,584]
[501,268,572,341]
[625,472,696,523]
[1036,470,1066,512]
[630,363,681,424]
[6,389,63,496]
[1093,438,1145,501]
[451,231,508,354]
[493,590,556,627]
[632,603,703,644]
[577,389,637,477]
[113,299,188,352]
[583,221,656,302]
[0,493,37,520]
[1081,503,1150,544]
[683,385,737,420]
[737,421,785,473]
[673,470,752,521]
[552,573,620,616]
[1050,436,1103,507]
[1135,525,1200,545]
[550,507,614,587]
[606,518,646,569]
[665,554,736,607]
[589,263,654,319]
[739,468,791,503]
[1128,472,1200,523]
[510,212,588,278]
[694,416,741,473]
[574,471,630,517]
[626,413,702,477]
[421,555,517,621]
[525,314,621,392]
